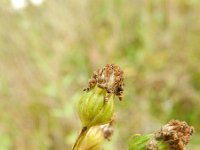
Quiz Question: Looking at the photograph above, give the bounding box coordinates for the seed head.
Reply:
[77,64,124,127]
[101,118,115,141]
[146,138,158,150]
[154,120,194,150]
[84,64,124,101]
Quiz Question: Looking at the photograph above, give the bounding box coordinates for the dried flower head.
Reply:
[84,64,124,101]
[101,118,115,141]
[154,120,194,150]
[146,138,158,150]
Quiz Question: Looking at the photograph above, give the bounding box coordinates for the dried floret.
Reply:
[84,64,124,101]
[154,120,194,150]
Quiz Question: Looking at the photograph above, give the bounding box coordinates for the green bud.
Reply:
[77,64,124,127]
[79,126,104,150]
[77,86,114,127]
[80,122,114,150]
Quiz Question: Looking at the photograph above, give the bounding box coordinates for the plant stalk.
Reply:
[72,126,89,150]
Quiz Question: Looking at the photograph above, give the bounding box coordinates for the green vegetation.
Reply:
[0,0,200,149]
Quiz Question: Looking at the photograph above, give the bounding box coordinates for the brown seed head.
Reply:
[84,64,124,101]
[154,120,194,150]
[101,120,114,141]
[146,138,158,150]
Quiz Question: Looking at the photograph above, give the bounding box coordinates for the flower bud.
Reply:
[77,64,124,127]
[101,120,114,141]
[77,86,114,127]
[80,122,115,150]
[80,126,104,150]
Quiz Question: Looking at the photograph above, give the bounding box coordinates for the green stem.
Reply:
[72,126,90,150]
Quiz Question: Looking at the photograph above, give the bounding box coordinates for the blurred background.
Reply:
[0,0,200,149]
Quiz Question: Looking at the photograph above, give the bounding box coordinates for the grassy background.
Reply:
[0,0,200,149]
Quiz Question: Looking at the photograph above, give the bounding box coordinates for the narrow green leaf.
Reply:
[128,134,153,150]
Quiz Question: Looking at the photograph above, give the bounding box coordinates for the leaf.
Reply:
[128,134,153,150]
[128,134,169,150]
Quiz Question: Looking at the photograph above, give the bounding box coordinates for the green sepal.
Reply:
[128,134,169,150]
[128,134,153,150]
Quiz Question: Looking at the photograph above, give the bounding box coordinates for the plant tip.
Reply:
[84,64,124,101]
[154,120,195,150]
